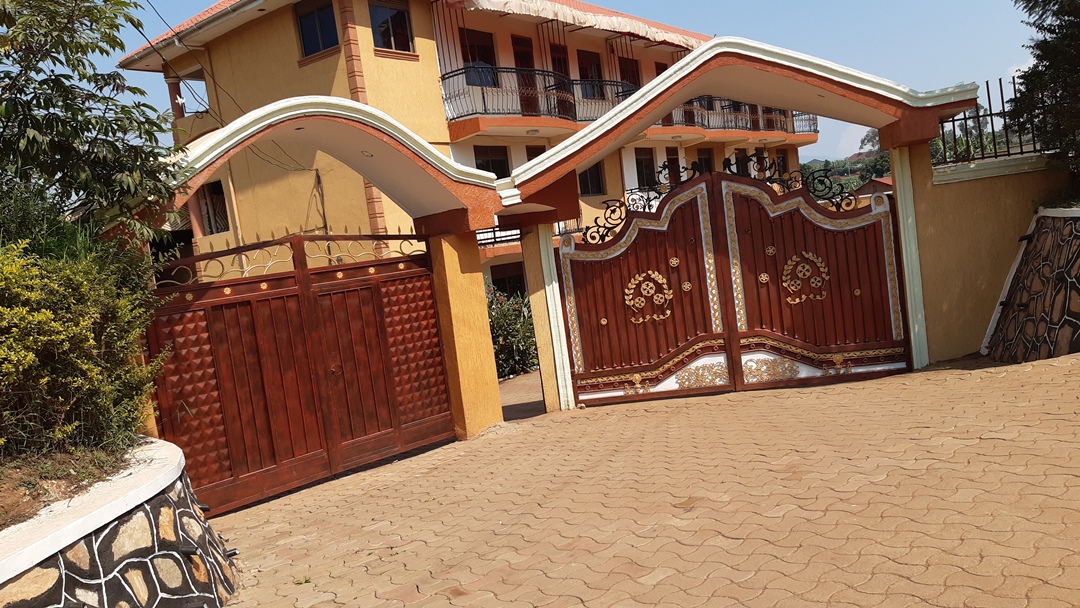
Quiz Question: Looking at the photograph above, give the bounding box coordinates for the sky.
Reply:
[109,0,1038,160]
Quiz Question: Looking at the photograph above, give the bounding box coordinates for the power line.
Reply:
[142,0,312,172]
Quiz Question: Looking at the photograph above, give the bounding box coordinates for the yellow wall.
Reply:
[908,144,1069,362]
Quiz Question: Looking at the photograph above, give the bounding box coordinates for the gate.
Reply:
[560,171,910,406]
[148,235,454,514]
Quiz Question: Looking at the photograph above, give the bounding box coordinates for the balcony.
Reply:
[440,66,819,138]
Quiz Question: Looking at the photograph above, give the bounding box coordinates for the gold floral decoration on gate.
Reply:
[625,270,675,324]
[677,363,731,389]
[782,251,830,305]
[742,358,801,384]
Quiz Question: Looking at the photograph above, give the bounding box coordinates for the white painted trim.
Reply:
[980,206,1080,353]
[933,154,1050,185]
[891,147,930,369]
[505,37,979,201]
[537,223,577,411]
[0,439,185,584]
[179,96,499,190]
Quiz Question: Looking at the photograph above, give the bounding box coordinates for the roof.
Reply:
[120,0,712,70]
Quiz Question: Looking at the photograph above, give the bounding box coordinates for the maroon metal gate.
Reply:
[560,172,910,406]
[148,235,454,514]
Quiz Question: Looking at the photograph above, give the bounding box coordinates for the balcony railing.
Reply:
[477,227,522,248]
[440,66,819,136]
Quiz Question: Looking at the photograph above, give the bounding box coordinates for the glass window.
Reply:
[576,50,603,99]
[526,146,546,161]
[370,1,414,53]
[474,146,511,179]
[635,148,657,188]
[297,1,339,58]
[460,28,497,86]
[578,162,605,196]
[200,181,230,236]
[697,148,714,174]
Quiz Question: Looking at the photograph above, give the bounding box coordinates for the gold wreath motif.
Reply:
[624,269,675,324]
[782,251,830,305]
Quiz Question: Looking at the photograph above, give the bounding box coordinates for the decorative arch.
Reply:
[175,96,501,232]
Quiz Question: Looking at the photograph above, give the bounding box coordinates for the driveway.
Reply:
[214,356,1080,607]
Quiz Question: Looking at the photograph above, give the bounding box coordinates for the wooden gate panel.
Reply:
[733,192,899,347]
[381,274,454,433]
[567,195,714,376]
[152,310,233,490]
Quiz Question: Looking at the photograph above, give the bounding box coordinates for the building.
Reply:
[120,0,819,290]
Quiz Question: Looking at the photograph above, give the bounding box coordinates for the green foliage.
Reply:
[0,238,162,456]
[1009,1,1080,180]
[0,0,181,230]
[485,282,538,379]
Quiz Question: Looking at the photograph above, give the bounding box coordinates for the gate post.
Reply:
[890,145,931,369]
[521,223,576,412]
[429,231,504,438]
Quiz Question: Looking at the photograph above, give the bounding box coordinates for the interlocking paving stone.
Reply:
[216,355,1080,606]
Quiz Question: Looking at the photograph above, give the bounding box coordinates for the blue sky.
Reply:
[111,0,1037,159]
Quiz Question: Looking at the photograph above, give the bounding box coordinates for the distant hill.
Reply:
[846,151,877,162]
[803,158,827,166]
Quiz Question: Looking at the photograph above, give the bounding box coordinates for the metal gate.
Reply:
[148,235,454,514]
[560,170,910,406]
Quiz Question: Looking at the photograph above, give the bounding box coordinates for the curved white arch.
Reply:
[176,96,500,220]
[505,36,980,198]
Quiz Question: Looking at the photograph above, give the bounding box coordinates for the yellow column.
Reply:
[429,232,504,438]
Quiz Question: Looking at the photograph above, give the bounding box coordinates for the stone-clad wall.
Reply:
[986,212,1080,363]
[0,474,238,608]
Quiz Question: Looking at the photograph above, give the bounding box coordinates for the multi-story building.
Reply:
[121,0,819,290]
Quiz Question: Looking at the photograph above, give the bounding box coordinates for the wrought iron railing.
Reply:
[476,227,522,248]
[441,66,576,122]
[440,68,819,136]
[934,77,1044,166]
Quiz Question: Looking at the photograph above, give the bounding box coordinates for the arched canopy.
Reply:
[498,37,980,214]
[176,96,501,232]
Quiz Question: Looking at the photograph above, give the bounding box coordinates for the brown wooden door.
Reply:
[558,173,909,406]
[149,237,454,514]
[512,36,540,116]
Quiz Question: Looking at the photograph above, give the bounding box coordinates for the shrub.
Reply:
[486,283,538,379]
[0,237,161,456]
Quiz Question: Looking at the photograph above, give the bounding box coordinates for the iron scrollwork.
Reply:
[722,152,859,213]
[581,161,703,245]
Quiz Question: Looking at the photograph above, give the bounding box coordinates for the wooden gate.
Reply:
[148,235,454,514]
[560,172,909,406]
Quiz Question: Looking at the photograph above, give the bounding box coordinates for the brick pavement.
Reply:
[215,355,1080,607]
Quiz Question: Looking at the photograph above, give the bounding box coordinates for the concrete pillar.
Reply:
[889,145,930,369]
[429,232,504,438]
[521,224,576,412]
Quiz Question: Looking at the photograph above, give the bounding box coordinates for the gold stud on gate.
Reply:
[759,273,770,284]
[854,289,862,297]
[669,257,680,268]
[398,263,406,270]
[185,293,194,302]
[600,318,609,326]
[682,282,693,292]
[223,287,232,295]
[336,271,344,279]
[260,283,268,291]
[368,267,376,274]
[766,246,777,257]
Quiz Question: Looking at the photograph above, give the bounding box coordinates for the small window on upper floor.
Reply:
[199,181,231,236]
[370,0,414,53]
[474,145,511,179]
[297,0,339,58]
[578,162,605,197]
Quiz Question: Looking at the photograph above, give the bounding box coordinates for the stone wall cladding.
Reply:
[987,213,1080,362]
[0,473,239,608]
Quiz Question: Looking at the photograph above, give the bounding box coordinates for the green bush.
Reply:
[0,234,161,456]
[486,283,538,379]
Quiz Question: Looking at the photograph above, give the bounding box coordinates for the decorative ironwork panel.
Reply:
[153,310,233,489]
[381,274,453,425]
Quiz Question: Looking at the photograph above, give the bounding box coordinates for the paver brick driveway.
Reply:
[216,356,1080,607]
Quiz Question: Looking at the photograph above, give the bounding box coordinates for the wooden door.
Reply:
[512,36,540,116]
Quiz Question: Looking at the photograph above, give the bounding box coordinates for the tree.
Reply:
[857,128,891,181]
[1009,0,1080,178]
[0,0,181,236]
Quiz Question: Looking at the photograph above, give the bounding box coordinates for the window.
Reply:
[578,162,605,196]
[665,147,681,184]
[775,149,789,176]
[634,148,657,188]
[550,44,570,78]
[460,28,497,86]
[577,50,603,99]
[525,145,546,161]
[474,145,511,179]
[370,0,414,53]
[491,262,526,297]
[297,0,339,58]
[200,181,230,236]
[697,148,714,174]
[618,56,641,88]
[734,149,751,177]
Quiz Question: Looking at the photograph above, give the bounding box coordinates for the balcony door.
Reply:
[549,43,575,120]
[512,35,540,116]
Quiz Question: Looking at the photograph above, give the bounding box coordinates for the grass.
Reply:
[0,448,125,530]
